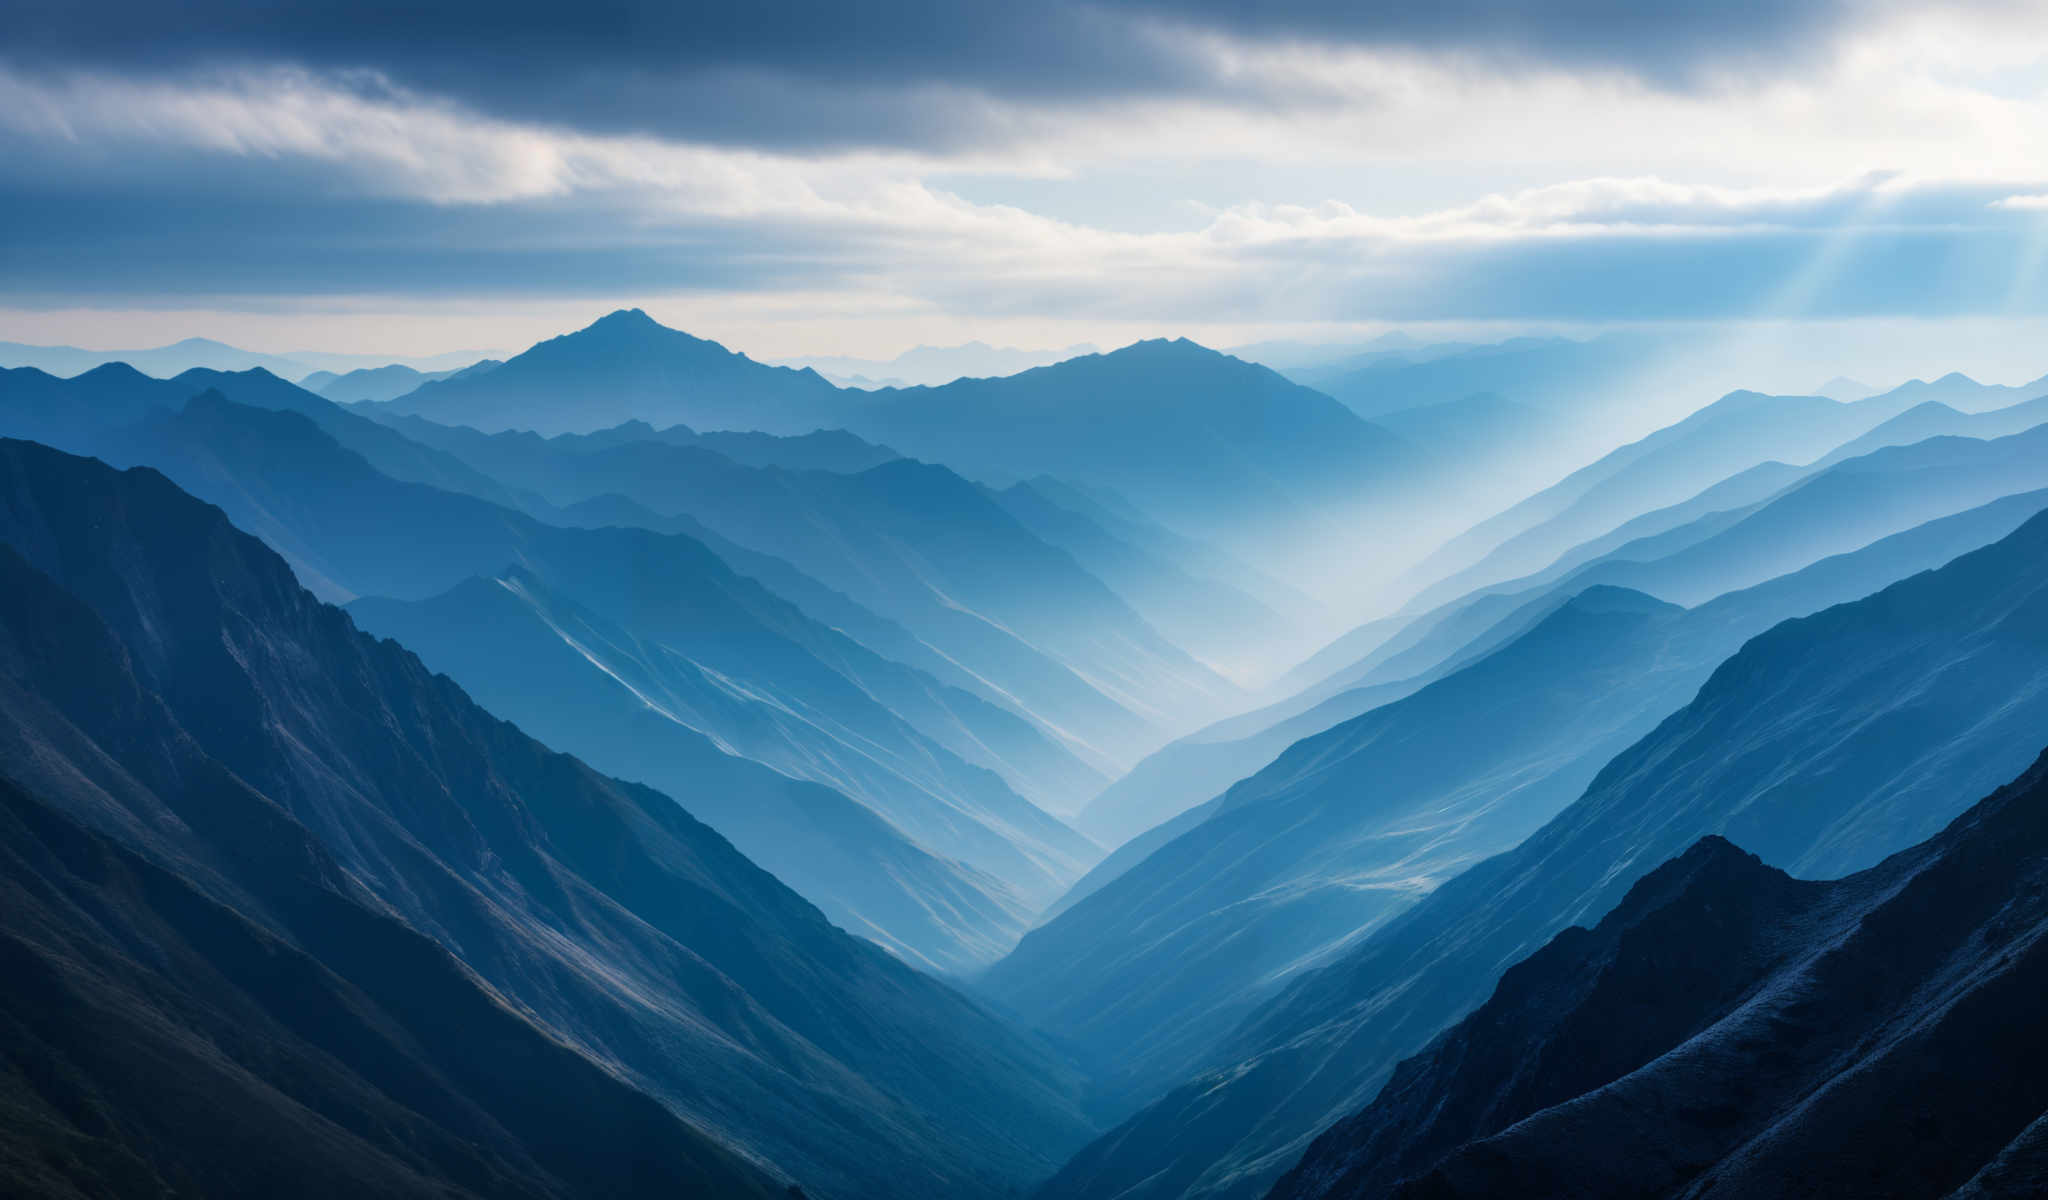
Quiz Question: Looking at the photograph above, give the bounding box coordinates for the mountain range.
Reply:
[0,439,1097,1197]
[1044,499,2048,1200]
[1273,745,2048,1199]
[0,368,1117,972]
[0,335,492,381]
[358,405,1245,766]
[778,340,1101,388]
[7,308,2048,1200]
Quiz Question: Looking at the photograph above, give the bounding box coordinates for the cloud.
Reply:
[6,5,2048,347]
[2,0,1996,152]
[3,67,2045,328]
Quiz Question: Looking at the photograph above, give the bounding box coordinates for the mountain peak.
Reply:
[76,360,155,384]
[1562,584,1682,617]
[586,307,660,331]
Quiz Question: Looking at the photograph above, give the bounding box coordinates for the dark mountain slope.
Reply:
[0,439,1094,1198]
[348,570,1043,973]
[377,308,845,435]
[0,773,779,1200]
[102,397,1099,907]
[1268,837,1826,1200]
[0,361,1107,819]
[1274,747,2048,1200]
[1053,501,2048,1200]
[1011,489,2048,1084]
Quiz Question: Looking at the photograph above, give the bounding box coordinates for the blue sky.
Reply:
[6,0,2048,363]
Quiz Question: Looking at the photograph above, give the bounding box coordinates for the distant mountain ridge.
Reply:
[0,335,493,380]
[305,358,501,403]
[840,338,1417,598]
[780,340,1100,388]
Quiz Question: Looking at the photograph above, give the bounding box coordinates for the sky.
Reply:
[7,0,2048,367]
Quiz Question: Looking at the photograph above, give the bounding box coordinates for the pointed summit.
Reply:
[374,309,843,435]
[582,307,664,335]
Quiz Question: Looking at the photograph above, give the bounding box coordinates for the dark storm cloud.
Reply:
[4,0,1874,150]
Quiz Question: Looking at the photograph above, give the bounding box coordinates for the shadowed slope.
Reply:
[0,439,1098,1197]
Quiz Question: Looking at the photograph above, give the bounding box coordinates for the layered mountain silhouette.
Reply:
[0,439,1096,1197]
[348,569,1053,974]
[839,339,1416,588]
[1061,473,2048,911]
[1409,385,1928,609]
[350,410,1241,766]
[379,410,904,474]
[1046,500,2048,1200]
[985,586,1701,1104]
[376,308,846,434]
[1308,406,2048,719]
[0,335,487,380]
[1272,746,2048,1200]
[9,308,2048,1200]
[305,358,499,403]
[0,374,1108,968]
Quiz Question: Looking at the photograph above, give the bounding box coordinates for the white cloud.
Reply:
[4,3,2048,351]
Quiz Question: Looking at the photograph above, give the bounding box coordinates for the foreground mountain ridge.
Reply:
[1041,499,2048,1200]
[0,439,1096,1197]
[1274,742,2048,1199]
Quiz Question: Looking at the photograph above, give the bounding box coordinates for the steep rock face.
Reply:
[0,439,1095,1199]
[376,308,846,435]
[0,775,781,1200]
[1268,838,1828,1199]
[1276,747,2048,1200]
[1042,504,2048,1200]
